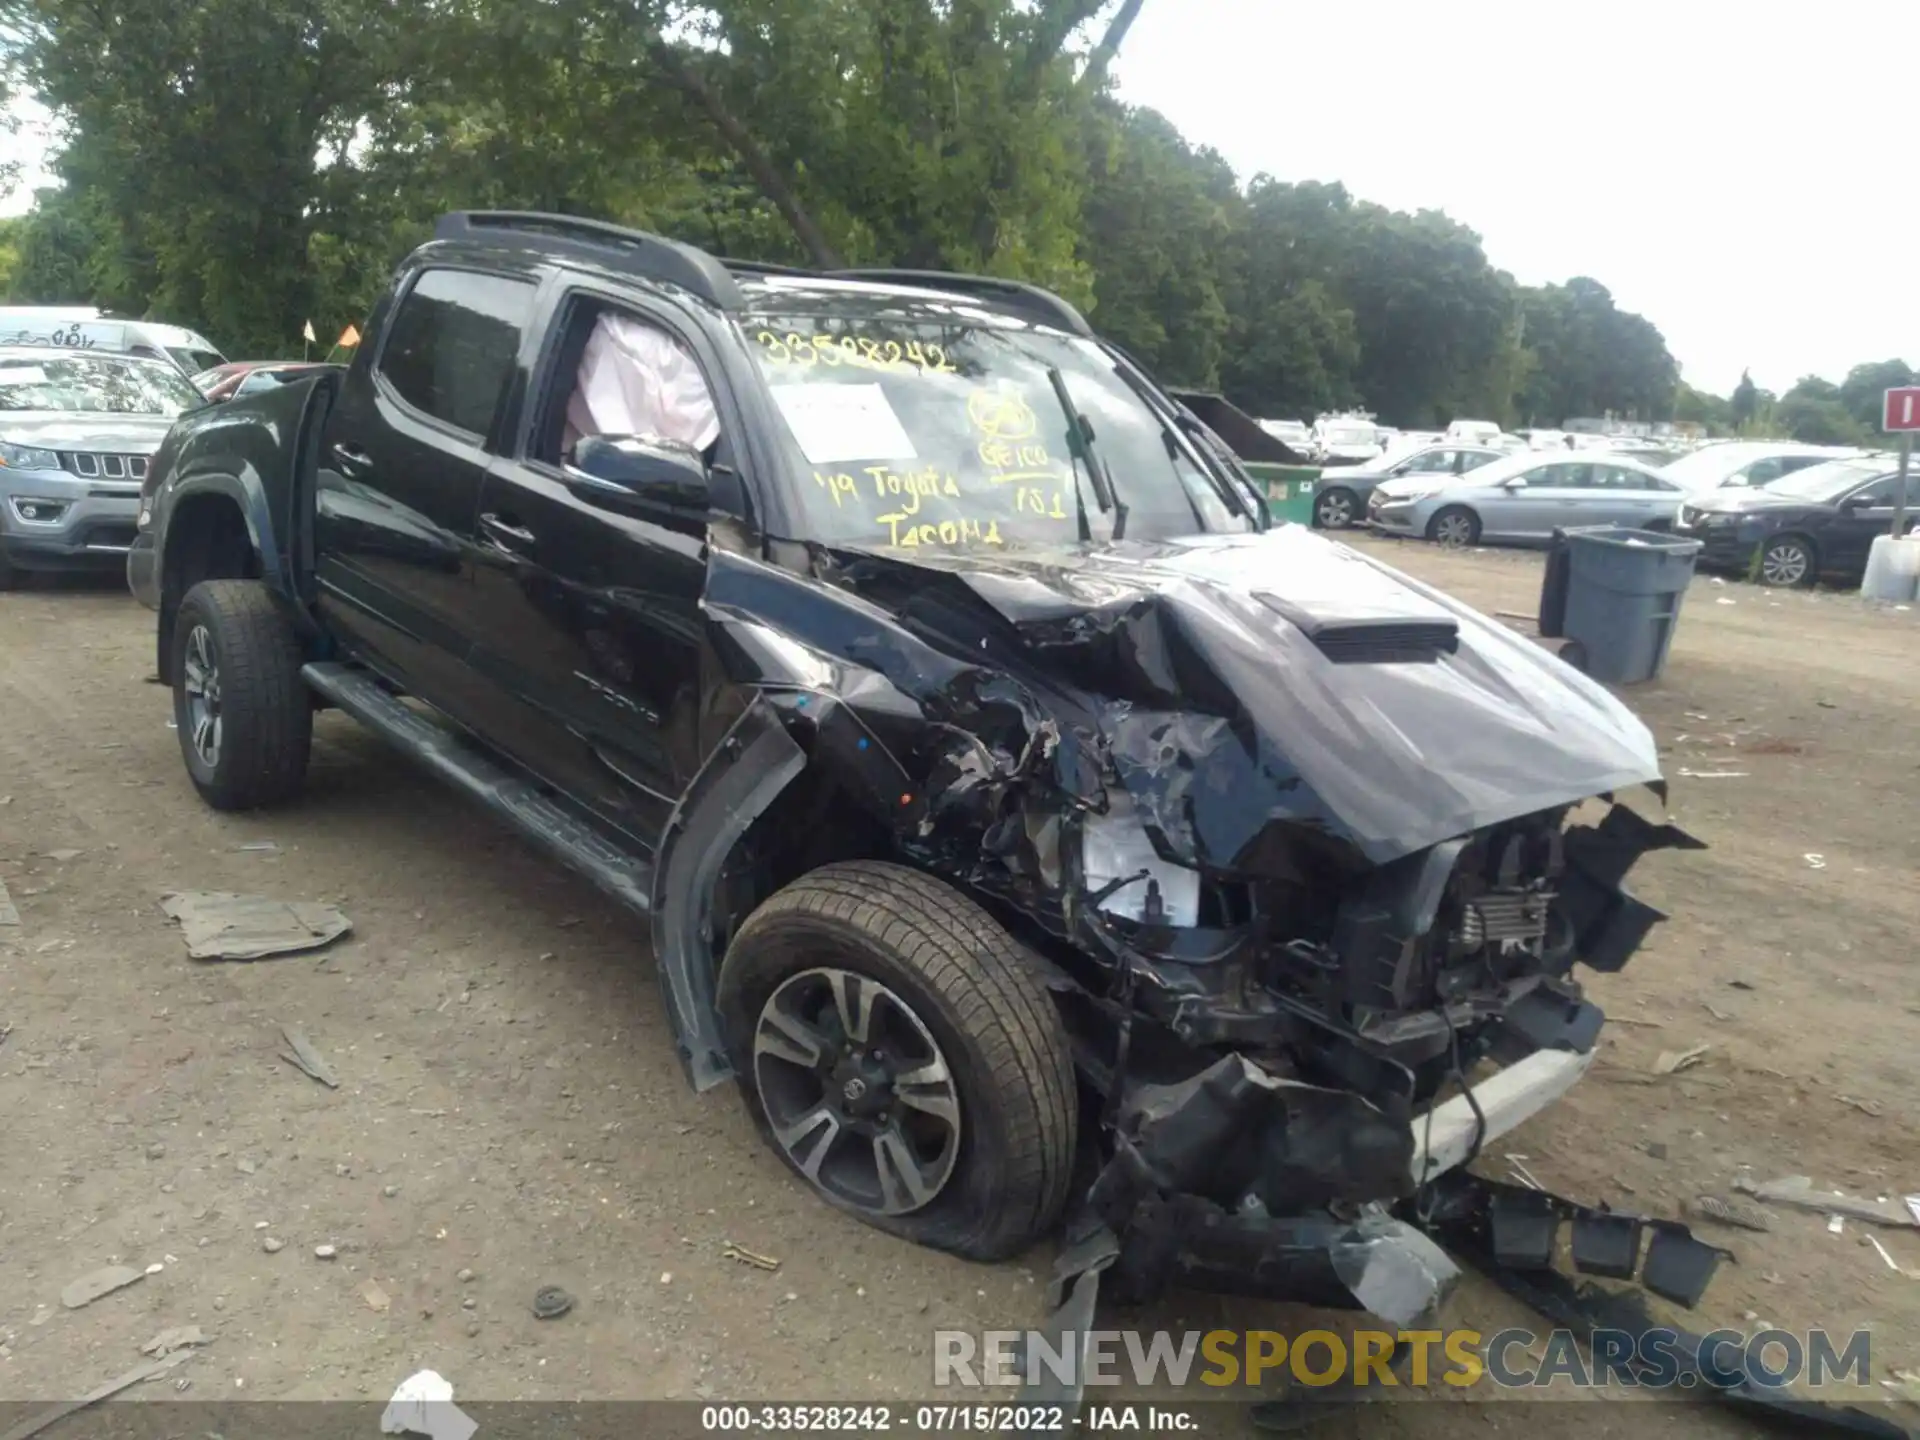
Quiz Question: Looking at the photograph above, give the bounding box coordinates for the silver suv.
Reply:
[0,349,204,589]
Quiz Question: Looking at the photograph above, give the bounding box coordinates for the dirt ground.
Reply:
[2,537,1917,1436]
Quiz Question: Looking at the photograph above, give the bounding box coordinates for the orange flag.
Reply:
[338,324,363,348]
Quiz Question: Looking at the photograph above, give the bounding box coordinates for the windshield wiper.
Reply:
[1046,365,1127,542]
[1101,346,1262,529]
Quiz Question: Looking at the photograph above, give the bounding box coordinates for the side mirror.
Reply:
[1501,476,1528,491]
[1838,494,1870,512]
[567,434,709,513]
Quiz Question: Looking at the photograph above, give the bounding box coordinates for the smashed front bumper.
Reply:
[1023,1043,1731,1411]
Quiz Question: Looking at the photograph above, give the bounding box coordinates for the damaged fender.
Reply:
[650,694,806,1091]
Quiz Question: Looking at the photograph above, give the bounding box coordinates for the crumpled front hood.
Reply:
[0,411,175,453]
[868,527,1662,867]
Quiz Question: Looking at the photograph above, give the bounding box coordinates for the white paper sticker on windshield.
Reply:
[0,365,49,387]
[770,383,918,466]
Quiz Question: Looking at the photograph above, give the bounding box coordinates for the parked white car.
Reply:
[1258,418,1314,453]
[1312,416,1384,466]
[1657,441,1867,494]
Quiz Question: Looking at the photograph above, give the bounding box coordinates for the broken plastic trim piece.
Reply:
[1467,1254,1911,1439]
[649,694,807,1092]
[1416,1171,1728,1308]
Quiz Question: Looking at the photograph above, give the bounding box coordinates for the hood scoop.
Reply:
[1255,591,1460,665]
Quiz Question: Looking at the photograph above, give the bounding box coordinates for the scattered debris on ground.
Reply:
[1653,1043,1711,1075]
[159,891,351,960]
[379,1369,477,1440]
[362,1279,392,1313]
[138,1325,207,1359]
[721,1240,782,1272]
[59,1264,143,1310]
[531,1285,573,1319]
[0,878,19,927]
[1734,1175,1920,1228]
[0,1352,191,1440]
[1687,1195,1772,1232]
[277,1023,340,1088]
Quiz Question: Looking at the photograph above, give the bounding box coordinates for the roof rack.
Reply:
[826,268,1093,338]
[719,257,817,278]
[434,211,744,312]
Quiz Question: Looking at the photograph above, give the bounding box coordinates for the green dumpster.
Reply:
[1245,462,1322,525]
[1162,389,1320,527]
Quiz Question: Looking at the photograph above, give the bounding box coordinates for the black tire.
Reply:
[1426,505,1481,546]
[1314,486,1360,530]
[717,860,1077,1261]
[1756,533,1817,588]
[171,580,312,810]
[0,546,22,592]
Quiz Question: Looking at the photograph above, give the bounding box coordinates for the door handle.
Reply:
[479,512,537,552]
[332,443,372,473]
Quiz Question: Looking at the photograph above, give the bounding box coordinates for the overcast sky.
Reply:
[7,0,1913,396]
[1111,0,1916,395]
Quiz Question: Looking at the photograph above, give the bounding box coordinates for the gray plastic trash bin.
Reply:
[1557,526,1702,684]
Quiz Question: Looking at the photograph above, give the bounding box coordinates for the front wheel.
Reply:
[1427,505,1481,547]
[1314,487,1359,530]
[1757,534,1816,588]
[172,580,313,810]
[717,861,1077,1261]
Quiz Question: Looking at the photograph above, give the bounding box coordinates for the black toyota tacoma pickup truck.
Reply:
[130,211,1707,1334]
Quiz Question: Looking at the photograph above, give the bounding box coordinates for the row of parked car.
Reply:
[1304,437,1914,588]
[0,295,1905,596]
[0,309,339,588]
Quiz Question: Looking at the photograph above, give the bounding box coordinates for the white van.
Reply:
[1445,419,1503,445]
[0,307,227,377]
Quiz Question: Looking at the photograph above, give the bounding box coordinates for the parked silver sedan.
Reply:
[1369,451,1687,546]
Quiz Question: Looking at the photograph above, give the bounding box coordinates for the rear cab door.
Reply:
[313,261,540,719]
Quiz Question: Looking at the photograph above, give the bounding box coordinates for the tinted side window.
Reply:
[1849,478,1895,507]
[1533,463,1590,488]
[377,269,537,438]
[1774,455,1825,480]
[1460,449,1499,472]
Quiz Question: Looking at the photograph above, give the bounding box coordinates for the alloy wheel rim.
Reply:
[1436,514,1473,546]
[752,967,962,1216]
[1762,543,1808,586]
[181,624,224,767]
[1318,493,1353,527]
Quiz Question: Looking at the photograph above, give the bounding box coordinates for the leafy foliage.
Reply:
[4,0,1854,437]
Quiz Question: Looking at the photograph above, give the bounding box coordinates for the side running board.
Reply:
[301,663,654,915]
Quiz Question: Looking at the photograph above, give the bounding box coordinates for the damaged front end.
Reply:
[700,526,1711,1373]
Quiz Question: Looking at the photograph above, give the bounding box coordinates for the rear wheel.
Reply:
[1427,506,1481,547]
[1757,534,1816,588]
[717,861,1077,1261]
[1314,487,1360,530]
[172,580,312,810]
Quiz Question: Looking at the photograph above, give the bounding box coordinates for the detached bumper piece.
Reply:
[1465,1242,1912,1440]
[1419,1171,1726,1307]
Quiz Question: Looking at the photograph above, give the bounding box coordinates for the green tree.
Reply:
[3,186,99,302]
[1837,359,1916,433]
[1078,104,1235,386]
[11,0,430,352]
[1514,278,1677,425]
[1776,376,1869,445]
[1730,369,1760,430]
